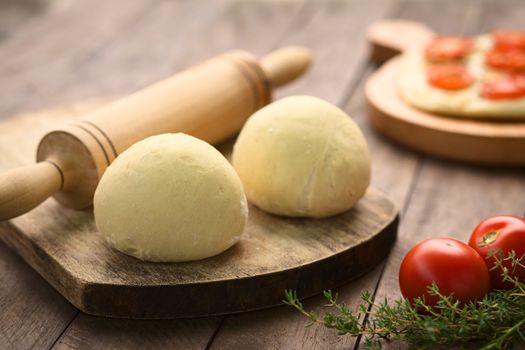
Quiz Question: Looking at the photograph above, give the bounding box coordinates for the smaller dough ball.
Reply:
[232,95,371,218]
[94,133,248,262]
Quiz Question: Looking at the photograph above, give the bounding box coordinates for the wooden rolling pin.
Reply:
[0,47,312,221]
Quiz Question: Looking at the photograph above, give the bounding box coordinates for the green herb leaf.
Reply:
[285,252,525,349]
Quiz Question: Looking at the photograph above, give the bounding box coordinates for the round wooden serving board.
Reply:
[0,102,398,319]
[366,20,525,166]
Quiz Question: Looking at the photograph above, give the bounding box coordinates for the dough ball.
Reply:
[94,133,248,262]
[232,95,371,218]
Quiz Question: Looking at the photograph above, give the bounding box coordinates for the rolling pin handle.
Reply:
[0,161,63,221]
[261,46,312,88]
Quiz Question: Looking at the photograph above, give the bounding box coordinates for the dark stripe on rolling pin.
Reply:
[234,57,270,108]
[243,59,271,107]
[263,78,270,105]
[78,120,118,159]
[229,58,260,112]
[45,160,64,191]
[231,58,264,109]
[242,58,269,108]
[70,123,111,166]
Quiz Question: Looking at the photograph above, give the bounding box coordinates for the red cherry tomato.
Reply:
[481,74,525,100]
[427,64,473,90]
[399,238,490,307]
[493,30,525,51]
[425,36,473,62]
[485,49,525,71]
[468,215,525,289]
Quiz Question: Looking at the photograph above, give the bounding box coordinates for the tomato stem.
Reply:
[480,230,499,246]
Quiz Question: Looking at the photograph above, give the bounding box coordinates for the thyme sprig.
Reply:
[284,253,525,349]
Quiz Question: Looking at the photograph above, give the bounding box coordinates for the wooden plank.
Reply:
[0,1,167,349]
[208,1,416,348]
[63,0,305,98]
[47,0,307,348]
[0,0,164,118]
[373,162,525,294]
[0,0,50,42]
[209,74,414,350]
[5,2,516,345]
[210,0,499,348]
[273,0,397,105]
[368,0,525,348]
[52,317,220,350]
[472,0,525,35]
[0,0,205,348]
[0,99,397,318]
[208,266,386,350]
[0,239,76,349]
[395,0,481,36]
[0,0,306,118]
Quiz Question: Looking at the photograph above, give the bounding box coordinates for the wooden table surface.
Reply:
[1,0,524,349]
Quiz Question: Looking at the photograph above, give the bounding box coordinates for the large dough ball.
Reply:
[94,133,248,262]
[232,95,370,218]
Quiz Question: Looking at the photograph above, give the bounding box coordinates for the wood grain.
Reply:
[209,1,411,349]
[53,316,220,350]
[373,161,525,335]
[0,0,49,42]
[212,1,498,349]
[50,0,310,347]
[0,0,396,317]
[210,77,418,350]
[0,0,223,348]
[0,236,76,350]
[273,0,398,104]
[0,0,164,348]
[2,0,524,349]
[0,0,164,119]
[0,101,398,319]
[370,1,525,348]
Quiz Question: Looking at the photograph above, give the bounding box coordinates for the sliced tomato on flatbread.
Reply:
[486,49,525,71]
[482,74,525,100]
[427,64,473,90]
[425,36,474,62]
[493,30,525,51]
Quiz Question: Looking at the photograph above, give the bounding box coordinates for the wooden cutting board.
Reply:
[365,20,525,166]
[0,102,398,319]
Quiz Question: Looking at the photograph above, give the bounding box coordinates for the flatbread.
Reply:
[397,35,525,120]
